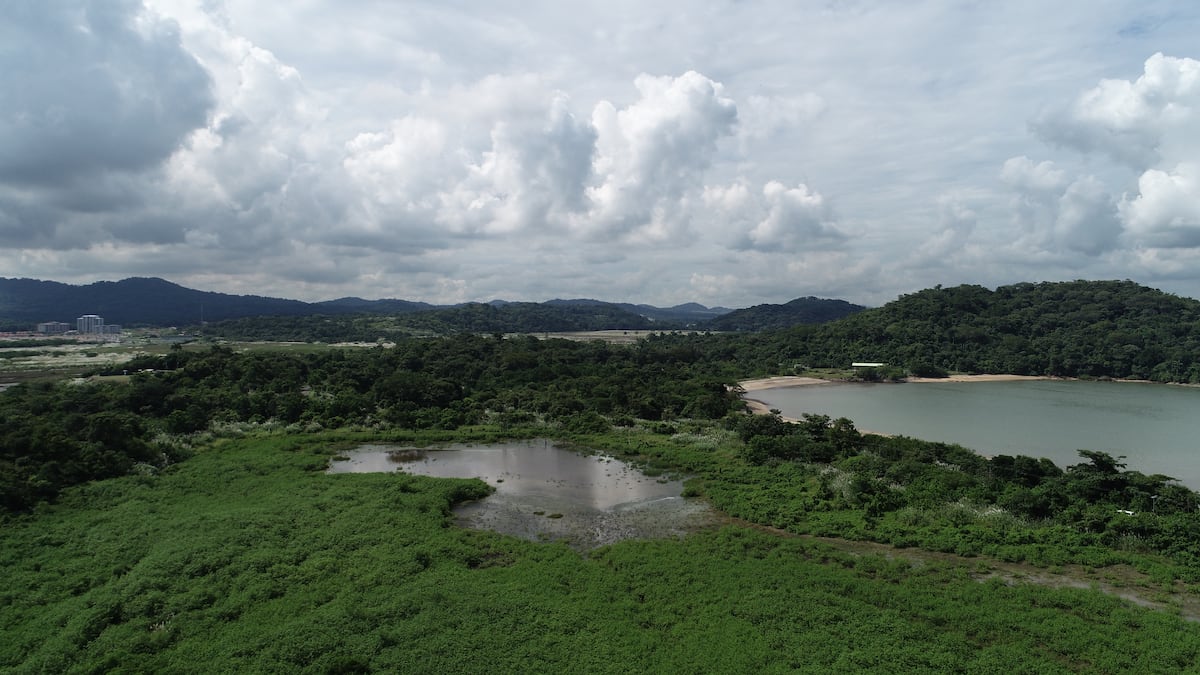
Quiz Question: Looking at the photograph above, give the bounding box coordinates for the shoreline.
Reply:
[904,374,1054,384]
[738,376,831,424]
[738,375,834,392]
[735,372,1182,438]
[737,373,1053,436]
[739,373,1058,394]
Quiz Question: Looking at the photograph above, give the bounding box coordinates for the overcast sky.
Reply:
[2,1,1199,307]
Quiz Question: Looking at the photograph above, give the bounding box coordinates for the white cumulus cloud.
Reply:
[583,71,738,242]
[1120,163,1200,247]
[1034,53,1200,167]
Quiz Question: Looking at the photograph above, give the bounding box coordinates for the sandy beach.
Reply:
[904,374,1053,383]
[736,373,1052,431]
[738,375,833,392]
[736,376,833,423]
[740,373,1054,392]
[741,397,801,422]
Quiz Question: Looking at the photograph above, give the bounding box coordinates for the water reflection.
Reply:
[328,440,717,549]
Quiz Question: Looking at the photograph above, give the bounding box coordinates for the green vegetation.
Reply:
[181,280,1200,384]
[5,432,1200,672]
[200,302,659,341]
[781,280,1200,381]
[0,277,323,329]
[201,294,864,340]
[0,338,77,348]
[2,336,740,511]
[8,278,1200,670]
[709,413,1200,577]
[705,296,865,332]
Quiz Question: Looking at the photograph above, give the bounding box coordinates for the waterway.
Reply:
[328,440,717,549]
[752,380,1200,488]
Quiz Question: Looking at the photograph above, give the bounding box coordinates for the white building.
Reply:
[77,314,104,334]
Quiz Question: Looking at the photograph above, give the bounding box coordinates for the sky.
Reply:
[2,1,1199,308]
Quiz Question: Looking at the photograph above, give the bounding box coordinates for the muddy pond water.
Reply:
[327,440,718,549]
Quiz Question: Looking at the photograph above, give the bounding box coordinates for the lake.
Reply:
[752,380,1200,488]
[328,440,717,549]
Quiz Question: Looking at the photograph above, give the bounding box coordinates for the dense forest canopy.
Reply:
[704,296,865,332]
[0,277,321,328]
[753,280,1200,382]
[0,335,736,512]
[200,302,660,340]
[194,297,866,339]
[188,280,1200,383]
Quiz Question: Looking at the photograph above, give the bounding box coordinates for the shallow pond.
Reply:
[327,440,717,549]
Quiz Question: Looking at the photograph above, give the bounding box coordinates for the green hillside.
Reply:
[705,296,865,332]
[779,280,1200,381]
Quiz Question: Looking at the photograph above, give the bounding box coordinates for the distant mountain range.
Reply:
[542,298,735,324]
[706,297,867,332]
[0,277,863,333]
[0,277,336,328]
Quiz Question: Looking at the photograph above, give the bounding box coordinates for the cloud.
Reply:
[736,93,826,147]
[688,272,740,300]
[155,17,333,254]
[0,0,214,251]
[999,156,1120,256]
[439,93,597,235]
[1034,53,1200,251]
[704,179,844,254]
[743,181,843,252]
[1119,163,1200,247]
[583,71,738,242]
[338,115,451,245]
[1054,176,1122,255]
[0,1,213,187]
[1000,156,1067,194]
[336,80,599,246]
[5,2,1200,308]
[915,197,977,261]
[1034,53,1200,169]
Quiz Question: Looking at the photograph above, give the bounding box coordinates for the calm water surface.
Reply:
[754,380,1200,487]
[328,440,716,549]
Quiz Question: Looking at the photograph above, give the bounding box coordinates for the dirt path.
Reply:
[724,517,1200,621]
[730,375,1199,618]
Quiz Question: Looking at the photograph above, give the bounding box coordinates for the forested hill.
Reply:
[786,280,1200,382]
[706,296,865,332]
[0,277,727,331]
[0,277,327,328]
[201,302,659,340]
[354,301,659,334]
[543,299,732,324]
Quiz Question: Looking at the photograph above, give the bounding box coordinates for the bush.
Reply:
[909,361,949,378]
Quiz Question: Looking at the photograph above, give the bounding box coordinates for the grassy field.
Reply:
[0,339,372,385]
[4,430,1200,673]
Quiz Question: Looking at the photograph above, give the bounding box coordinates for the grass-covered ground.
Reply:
[5,430,1200,673]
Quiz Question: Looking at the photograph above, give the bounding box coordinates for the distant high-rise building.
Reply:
[77,314,104,334]
[37,321,71,334]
